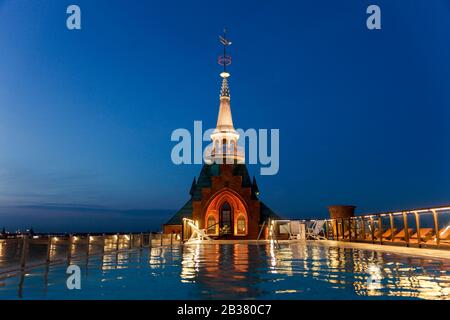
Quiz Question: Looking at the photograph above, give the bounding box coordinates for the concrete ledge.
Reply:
[183,239,450,261]
[312,240,450,261]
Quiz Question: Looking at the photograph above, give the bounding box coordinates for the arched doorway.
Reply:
[204,189,248,237]
[220,202,232,235]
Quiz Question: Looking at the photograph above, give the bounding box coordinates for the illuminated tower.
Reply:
[208,30,243,163]
[163,30,279,239]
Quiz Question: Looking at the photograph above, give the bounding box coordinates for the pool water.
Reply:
[0,243,449,299]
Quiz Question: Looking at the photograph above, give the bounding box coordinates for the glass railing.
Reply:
[0,232,181,274]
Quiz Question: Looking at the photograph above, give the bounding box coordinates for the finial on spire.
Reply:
[218,28,232,78]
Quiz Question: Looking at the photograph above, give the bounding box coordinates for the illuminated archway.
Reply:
[205,189,248,236]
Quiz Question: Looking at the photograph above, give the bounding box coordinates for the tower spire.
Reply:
[218,28,232,77]
[207,29,243,164]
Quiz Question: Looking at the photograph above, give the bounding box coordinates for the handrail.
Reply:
[0,232,181,277]
[319,205,450,249]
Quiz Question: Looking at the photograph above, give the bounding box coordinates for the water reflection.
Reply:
[181,244,263,298]
[179,243,449,300]
[0,241,449,299]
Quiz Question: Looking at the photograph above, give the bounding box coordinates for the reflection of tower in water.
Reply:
[180,244,265,299]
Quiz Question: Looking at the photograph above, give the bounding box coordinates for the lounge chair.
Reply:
[410,228,434,242]
[306,220,326,240]
[381,228,397,240]
[439,226,450,240]
[289,221,305,240]
[363,228,381,240]
[425,226,450,245]
[373,229,385,239]
[393,228,414,241]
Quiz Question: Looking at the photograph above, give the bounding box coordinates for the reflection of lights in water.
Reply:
[366,264,383,292]
[388,272,450,299]
[102,254,114,270]
[269,240,277,270]
[116,252,129,269]
[181,244,200,282]
[49,244,57,258]
[149,247,166,269]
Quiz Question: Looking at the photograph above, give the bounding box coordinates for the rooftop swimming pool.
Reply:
[0,243,449,300]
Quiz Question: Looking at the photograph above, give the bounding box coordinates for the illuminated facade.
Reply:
[163,34,279,239]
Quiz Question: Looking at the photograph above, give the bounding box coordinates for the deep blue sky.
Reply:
[0,0,449,232]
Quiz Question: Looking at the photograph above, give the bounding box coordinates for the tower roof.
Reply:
[215,76,235,132]
[214,29,236,135]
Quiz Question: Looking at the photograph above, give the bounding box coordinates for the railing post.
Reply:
[160,233,163,246]
[348,219,352,241]
[432,209,440,247]
[101,233,105,255]
[414,212,421,247]
[327,221,332,240]
[170,233,173,246]
[86,234,91,258]
[46,236,52,263]
[324,221,329,240]
[341,219,345,240]
[19,235,28,270]
[149,233,152,248]
[378,216,383,245]
[361,218,366,241]
[353,219,358,240]
[140,233,143,249]
[335,220,339,240]
[370,217,375,244]
[128,233,132,250]
[116,233,120,251]
[67,234,73,265]
[402,212,410,247]
[181,220,185,243]
[389,214,395,243]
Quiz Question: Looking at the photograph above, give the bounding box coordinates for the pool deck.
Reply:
[183,239,450,261]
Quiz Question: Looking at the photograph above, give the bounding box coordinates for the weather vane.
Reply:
[218,28,232,78]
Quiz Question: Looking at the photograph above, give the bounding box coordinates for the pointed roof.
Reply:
[215,76,235,132]
[164,199,193,225]
[189,177,197,197]
[259,202,281,223]
[251,176,259,198]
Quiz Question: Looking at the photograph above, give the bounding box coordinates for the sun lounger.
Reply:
[393,228,414,241]
[306,220,326,240]
[410,228,434,242]
[381,228,397,240]
[438,226,450,240]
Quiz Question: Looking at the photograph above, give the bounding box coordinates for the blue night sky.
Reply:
[0,0,449,232]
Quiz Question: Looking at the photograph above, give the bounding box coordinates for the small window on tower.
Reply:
[237,216,246,235]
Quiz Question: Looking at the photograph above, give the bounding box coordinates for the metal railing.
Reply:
[321,205,450,249]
